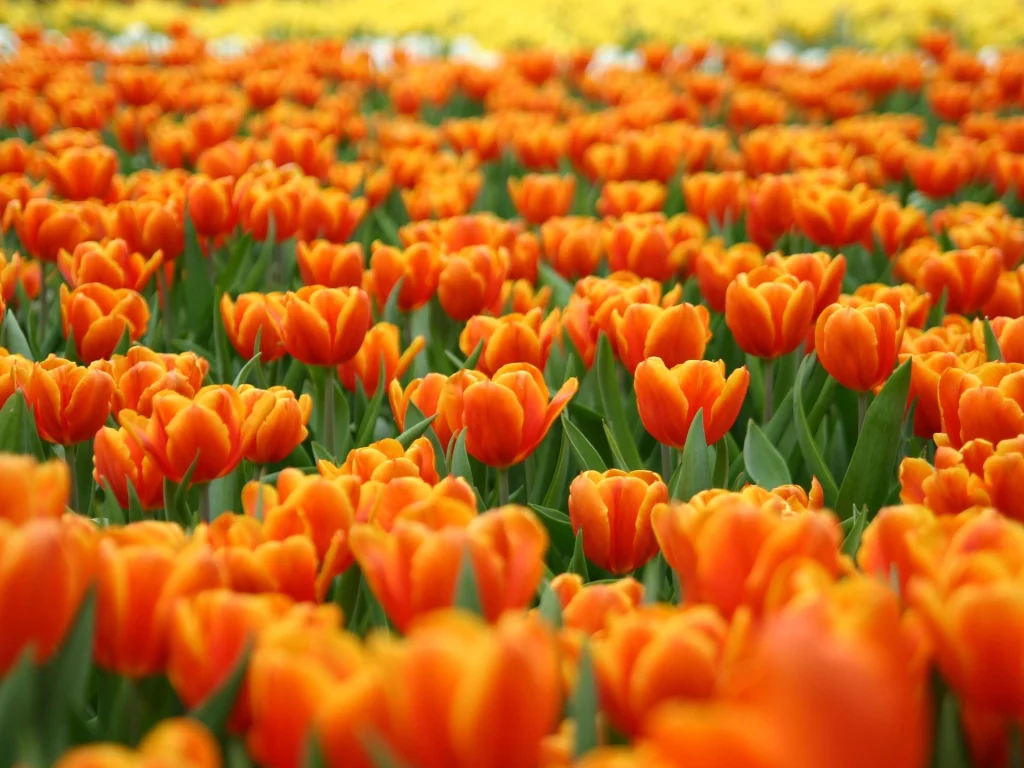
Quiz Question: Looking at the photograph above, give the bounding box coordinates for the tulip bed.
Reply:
[3,22,1024,768]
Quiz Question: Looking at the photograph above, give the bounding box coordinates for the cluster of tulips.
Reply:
[4,21,1024,768]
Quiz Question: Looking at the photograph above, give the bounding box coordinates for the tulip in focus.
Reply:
[239,385,313,465]
[60,283,150,363]
[459,308,562,376]
[281,286,372,367]
[438,244,509,322]
[337,321,425,396]
[220,292,288,363]
[93,425,165,510]
[23,357,115,445]
[368,241,444,312]
[725,266,816,360]
[58,239,163,292]
[815,301,905,393]
[296,240,364,288]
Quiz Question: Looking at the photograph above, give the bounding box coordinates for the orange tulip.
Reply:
[569,469,668,574]
[596,181,667,218]
[185,174,236,240]
[23,357,114,445]
[508,173,576,224]
[727,267,814,360]
[814,302,904,393]
[59,283,149,363]
[368,241,444,312]
[793,184,879,249]
[120,386,245,485]
[0,516,97,677]
[220,291,287,364]
[746,174,796,251]
[297,188,368,243]
[462,363,578,468]
[44,146,118,201]
[611,302,711,376]
[853,282,932,329]
[0,250,41,304]
[281,286,372,367]
[551,573,644,635]
[635,358,749,448]
[95,538,223,677]
[459,308,561,377]
[872,199,930,257]
[904,351,982,440]
[937,362,1024,448]
[762,251,845,317]
[905,145,974,199]
[296,240,364,289]
[321,437,439,486]
[693,239,764,313]
[2,198,89,261]
[0,454,68,525]
[337,321,424,396]
[389,372,447,435]
[604,215,691,283]
[541,216,604,280]
[108,347,208,419]
[93,422,165,510]
[115,199,185,260]
[682,171,746,228]
[239,385,313,465]
[437,244,509,322]
[915,246,1003,315]
[351,505,547,632]
[58,238,163,292]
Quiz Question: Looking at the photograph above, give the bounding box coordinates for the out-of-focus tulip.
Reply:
[763,251,845,317]
[596,180,667,218]
[937,362,1024,448]
[93,426,165,510]
[59,283,149,363]
[281,286,372,367]
[239,385,313,465]
[694,240,764,313]
[551,573,644,635]
[437,245,509,322]
[746,174,795,251]
[321,437,439,486]
[297,188,368,243]
[121,386,245,485]
[58,239,163,292]
[337,321,424,396]
[0,250,41,304]
[914,246,1003,315]
[611,302,710,376]
[462,363,578,468]
[793,184,879,249]
[297,240,364,288]
[853,283,932,329]
[604,215,692,283]
[541,216,604,280]
[508,173,576,224]
[682,171,746,228]
[220,292,287,363]
[569,469,668,574]
[459,309,561,377]
[44,146,118,201]
[815,302,904,392]
[3,198,89,261]
[0,454,69,524]
[904,351,982,440]
[23,357,114,445]
[872,199,930,257]
[185,174,235,240]
[725,266,816,359]
[368,241,444,313]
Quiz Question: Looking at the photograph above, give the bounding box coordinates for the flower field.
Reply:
[3,16,1024,768]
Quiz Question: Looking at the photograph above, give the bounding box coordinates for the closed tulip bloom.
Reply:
[0,454,69,524]
[95,539,223,677]
[369,241,444,312]
[321,437,439,486]
[136,719,223,768]
[337,321,425,396]
[58,238,163,292]
[815,301,904,393]
[44,146,118,201]
[185,174,236,239]
[694,240,764,313]
[239,385,313,465]
[297,188,368,243]
[0,250,41,304]
[426,369,489,452]
[725,266,816,359]
[109,347,208,419]
[24,357,114,445]
[635,358,749,448]
[915,246,1003,315]
[541,216,604,280]
[763,251,845,317]
[126,199,186,260]
[682,171,746,228]
[2,198,89,262]
[612,302,711,375]
[904,351,982,440]
[93,426,165,510]
[120,386,245,484]
[508,173,576,224]
[0,516,97,676]
[462,363,578,468]
[282,286,372,367]
[604,217,689,283]
[872,199,930,257]
[569,469,668,574]
[297,240,364,288]
[220,292,287,363]
[937,362,1024,448]
[438,245,509,322]
[389,372,447,434]
[459,308,561,377]
[746,174,796,250]
[794,184,879,249]
[551,573,644,635]
[60,283,149,363]
[853,282,932,329]
[596,180,667,218]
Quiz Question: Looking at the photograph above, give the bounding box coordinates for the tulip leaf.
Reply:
[189,639,252,735]
[712,436,731,489]
[126,479,145,524]
[406,400,446,479]
[181,210,215,337]
[450,429,475,486]
[207,468,241,523]
[926,289,947,329]
[567,528,589,581]
[529,504,576,560]
[240,220,277,293]
[742,419,791,488]
[63,326,80,364]
[219,233,252,293]
[0,649,35,768]
[537,580,563,629]
[562,414,607,472]
[354,359,388,448]
[311,442,335,465]
[983,318,1004,362]
[113,325,131,358]
[364,732,409,768]
[0,391,45,460]
[333,378,352,459]
[602,421,628,470]
[793,354,839,506]
[462,339,484,371]
[99,480,126,526]
[333,566,363,628]
[166,453,202,527]
[445,349,466,370]
[302,730,329,768]
[396,413,438,449]
[538,262,574,309]
[571,643,600,758]
[933,685,970,768]
[232,337,262,388]
[453,545,483,616]
[834,358,912,520]
[540,426,571,509]
[842,505,868,558]
[1,311,33,360]
[642,552,666,605]
[595,334,642,470]
[73,437,95,517]
[382,276,405,326]
[669,409,711,501]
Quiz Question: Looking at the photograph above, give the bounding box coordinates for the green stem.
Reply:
[157,269,174,344]
[65,443,78,512]
[660,442,673,482]
[857,391,869,436]
[199,482,211,524]
[39,261,50,348]
[763,357,774,423]
[323,366,336,458]
[497,468,509,506]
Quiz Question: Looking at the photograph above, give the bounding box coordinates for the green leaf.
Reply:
[165,453,202,527]
[232,338,262,387]
[382,276,404,326]
[602,421,628,470]
[537,580,563,629]
[669,409,710,501]
[567,528,589,580]
[463,339,484,370]
[364,733,408,768]
[333,567,362,629]
[1,311,33,360]
[641,553,665,605]
[793,354,839,506]
[0,649,35,768]
[311,442,335,465]
[63,326,79,363]
[405,400,445,479]
[842,505,868,558]
[529,504,576,559]
[240,221,277,293]
[983,318,1004,362]
[301,730,329,768]
[99,480,126,526]
[933,687,970,768]
[562,414,607,472]
[712,436,731,489]
[452,545,483,615]
[354,359,387,448]
[396,413,437,448]
[0,391,45,459]
[126,479,145,524]
[834,359,912,520]
[742,419,791,488]
[181,210,215,338]
[539,426,570,508]
[73,436,95,517]
[333,378,351,459]
[450,429,475,485]
[538,262,573,308]
[595,335,642,470]
[207,467,241,522]
[189,640,252,734]
[926,289,948,329]
[445,350,466,370]
[571,643,600,758]
[112,325,131,357]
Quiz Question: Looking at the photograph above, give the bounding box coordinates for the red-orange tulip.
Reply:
[185,174,236,240]
[296,240,364,288]
[93,425,165,510]
[389,372,447,435]
[368,241,444,312]
[694,239,764,313]
[437,244,509,322]
[220,291,287,364]
[2,198,89,262]
[612,302,711,375]
[337,321,425,396]
[458,308,561,377]
[762,251,845,317]
[281,286,372,367]
[541,216,604,280]
[108,346,208,419]
[508,173,576,224]
[23,357,115,445]
[0,454,69,524]
[793,184,879,249]
[239,385,313,465]
[58,238,163,292]
[297,188,368,243]
[60,283,150,363]
[44,146,118,201]
[915,246,1003,315]
[725,266,816,359]
[936,362,1024,448]
[815,302,904,392]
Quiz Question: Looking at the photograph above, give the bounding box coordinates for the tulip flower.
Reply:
[462,363,578,473]
[220,292,288,363]
[508,173,576,224]
[337,321,425,396]
[746,174,796,250]
[682,171,746,228]
[611,302,711,375]
[115,199,185,260]
[59,283,150,363]
[763,251,845,318]
[915,246,1003,315]
[635,358,749,450]
[58,238,163,292]
[596,180,667,217]
[853,282,932,329]
[239,385,313,465]
[568,469,668,574]
[551,573,644,635]
[389,372,447,435]
[725,266,816,360]
[297,240,364,288]
[815,301,904,395]
[693,239,764,313]
[321,437,439,486]
[793,184,879,249]
[368,241,443,313]
[43,145,118,201]
[0,250,41,304]
[437,244,509,322]
[108,347,209,420]
[281,286,372,367]
[0,454,68,524]
[23,356,115,446]
[604,215,691,283]
[297,188,368,243]
[937,362,1024,448]
[541,216,604,280]
[93,426,165,511]
[0,516,97,677]
[185,174,236,240]
[2,198,89,262]
[459,308,561,377]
